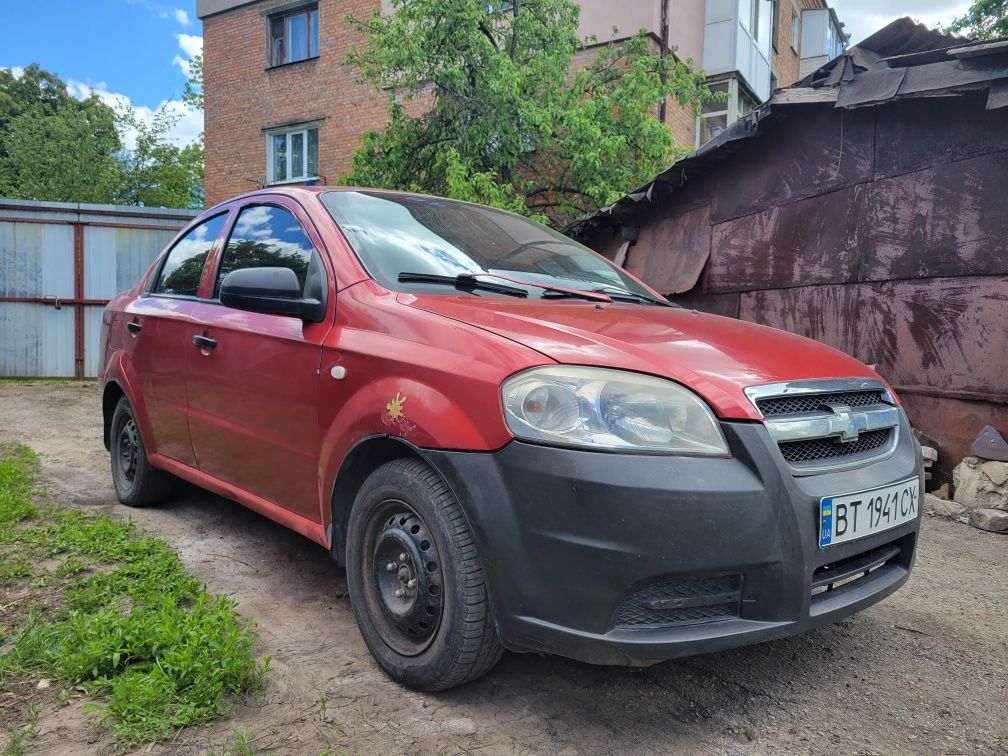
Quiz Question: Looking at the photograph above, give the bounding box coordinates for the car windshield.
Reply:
[321,190,654,300]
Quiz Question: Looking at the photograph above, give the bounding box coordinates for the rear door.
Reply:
[185,199,334,522]
[123,213,228,466]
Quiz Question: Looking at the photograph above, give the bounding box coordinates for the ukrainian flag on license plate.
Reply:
[820,500,833,547]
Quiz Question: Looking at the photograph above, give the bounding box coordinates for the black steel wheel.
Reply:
[109,396,175,507]
[367,503,445,655]
[345,458,503,691]
[115,413,140,486]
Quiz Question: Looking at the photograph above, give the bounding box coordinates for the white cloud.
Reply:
[3,65,25,79]
[177,33,203,59]
[66,79,203,151]
[174,8,192,25]
[829,0,971,46]
[173,33,203,77]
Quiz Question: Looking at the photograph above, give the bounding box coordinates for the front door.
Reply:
[185,200,333,522]
[123,213,228,466]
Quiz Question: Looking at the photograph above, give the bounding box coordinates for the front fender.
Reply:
[317,374,513,526]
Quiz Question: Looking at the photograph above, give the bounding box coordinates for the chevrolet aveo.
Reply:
[99,186,922,691]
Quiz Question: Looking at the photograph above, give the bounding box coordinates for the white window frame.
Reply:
[790,3,799,53]
[265,124,320,185]
[696,77,759,148]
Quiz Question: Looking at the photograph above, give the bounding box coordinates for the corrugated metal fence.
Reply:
[0,199,197,378]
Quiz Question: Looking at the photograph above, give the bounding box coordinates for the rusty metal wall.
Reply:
[578,93,1008,484]
[0,199,197,378]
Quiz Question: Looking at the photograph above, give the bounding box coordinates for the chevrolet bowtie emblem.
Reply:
[819,403,860,443]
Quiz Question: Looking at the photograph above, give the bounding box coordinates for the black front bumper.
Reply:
[424,415,922,666]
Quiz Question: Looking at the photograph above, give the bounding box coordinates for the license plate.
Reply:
[819,478,919,548]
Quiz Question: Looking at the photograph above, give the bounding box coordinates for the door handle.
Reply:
[192,335,217,350]
[126,321,142,334]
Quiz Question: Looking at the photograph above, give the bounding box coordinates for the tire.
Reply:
[109,396,175,507]
[345,458,503,691]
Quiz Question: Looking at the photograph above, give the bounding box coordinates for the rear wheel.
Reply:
[345,458,503,691]
[109,397,175,507]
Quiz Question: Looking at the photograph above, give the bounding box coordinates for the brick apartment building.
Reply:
[196,0,847,206]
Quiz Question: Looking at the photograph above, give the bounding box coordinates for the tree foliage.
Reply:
[943,0,1008,40]
[117,107,204,208]
[0,63,204,208]
[342,0,714,227]
[183,54,204,111]
[0,65,123,203]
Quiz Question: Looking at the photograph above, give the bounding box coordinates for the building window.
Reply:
[771,0,780,52]
[698,81,730,145]
[266,125,319,184]
[269,4,319,67]
[790,6,799,52]
[697,78,759,147]
[737,87,757,118]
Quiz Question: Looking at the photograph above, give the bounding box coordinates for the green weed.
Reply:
[0,442,266,746]
[2,702,39,756]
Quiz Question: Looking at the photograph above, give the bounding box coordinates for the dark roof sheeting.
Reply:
[569,18,1008,238]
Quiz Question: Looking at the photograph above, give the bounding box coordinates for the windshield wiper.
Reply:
[397,272,528,298]
[539,288,614,302]
[591,286,677,307]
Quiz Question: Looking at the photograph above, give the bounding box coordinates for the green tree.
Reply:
[944,0,1008,39]
[0,63,204,208]
[115,106,204,208]
[0,64,123,202]
[342,0,714,227]
[114,50,205,208]
[183,54,204,111]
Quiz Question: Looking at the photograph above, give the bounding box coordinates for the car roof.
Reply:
[202,185,450,217]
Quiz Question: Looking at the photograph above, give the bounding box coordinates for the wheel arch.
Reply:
[329,435,425,566]
[102,380,127,451]
[329,434,504,658]
[327,435,490,595]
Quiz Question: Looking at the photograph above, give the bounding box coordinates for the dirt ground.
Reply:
[0,382,1005,755]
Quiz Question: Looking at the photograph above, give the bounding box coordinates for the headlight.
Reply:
[501,366,729,455]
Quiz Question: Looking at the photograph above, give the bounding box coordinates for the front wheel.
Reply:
[345,458,503,691]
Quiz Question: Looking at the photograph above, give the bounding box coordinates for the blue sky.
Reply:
[1,0,202,147]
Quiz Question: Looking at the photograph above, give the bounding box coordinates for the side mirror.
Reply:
[219,267,325,322]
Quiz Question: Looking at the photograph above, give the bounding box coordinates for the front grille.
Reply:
[757,390,885,417]
[614,575,741,629]
[811,541,901,600]
[778,428,892,464]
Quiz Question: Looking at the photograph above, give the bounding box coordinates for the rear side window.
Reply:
[214,204,325,301]
[152,214,227,297]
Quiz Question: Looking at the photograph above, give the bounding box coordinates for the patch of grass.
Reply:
[214,726,256,756]
[3,720,38,756]
[2,702,39,756]
[0,442,267,747]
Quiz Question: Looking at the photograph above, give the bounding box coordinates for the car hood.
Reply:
[399,294,887,421]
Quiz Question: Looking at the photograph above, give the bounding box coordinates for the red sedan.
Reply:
[99,187,922,690]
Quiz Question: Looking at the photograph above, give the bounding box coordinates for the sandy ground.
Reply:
[0,382,1005,755]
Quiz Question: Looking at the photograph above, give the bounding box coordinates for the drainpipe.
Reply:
[658,0,670,123]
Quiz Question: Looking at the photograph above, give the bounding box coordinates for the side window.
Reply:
[215,205,325,302]
[152,214,227,297]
